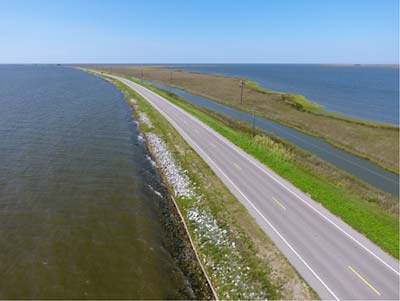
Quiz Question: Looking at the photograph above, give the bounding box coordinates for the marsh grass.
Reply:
[89,65,399,174]
[245,79,322,112]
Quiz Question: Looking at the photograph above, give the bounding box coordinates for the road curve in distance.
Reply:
[93,71,399,300]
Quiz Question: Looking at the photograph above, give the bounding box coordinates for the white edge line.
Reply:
[101,73,398,279]
[122,76,399,277]
[175,123,340,301]
[118,76,339,300]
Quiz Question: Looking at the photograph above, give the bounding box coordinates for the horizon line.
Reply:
[0,63,399,67]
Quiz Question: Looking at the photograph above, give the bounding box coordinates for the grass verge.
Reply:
[104,75,318,300]
[117,75,399,259]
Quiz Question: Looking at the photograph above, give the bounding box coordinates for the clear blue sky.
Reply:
[0,0,398,64]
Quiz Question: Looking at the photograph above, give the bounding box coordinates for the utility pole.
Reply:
[141,70,143,81]
[169,71,173,92]
[252,108,256,138]
[239,80,244,104]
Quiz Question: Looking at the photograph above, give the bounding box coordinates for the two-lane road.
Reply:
[98,72,399,300]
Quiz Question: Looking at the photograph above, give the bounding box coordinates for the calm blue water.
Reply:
[145,80,399,196]
[0,65,194,299]
[167,64,399,125]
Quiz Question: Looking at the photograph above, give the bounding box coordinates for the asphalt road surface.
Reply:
[98,72,399,300]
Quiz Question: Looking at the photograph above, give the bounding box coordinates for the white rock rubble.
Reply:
[146,133,195,199]
[138,112,153,129]
[140,120,267,299]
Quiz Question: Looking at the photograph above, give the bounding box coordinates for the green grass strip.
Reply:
[129,77,399,259]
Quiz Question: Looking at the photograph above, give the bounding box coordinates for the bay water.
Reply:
[0,65,194,299]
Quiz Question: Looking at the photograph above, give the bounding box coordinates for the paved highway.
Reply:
[98,72,399,300]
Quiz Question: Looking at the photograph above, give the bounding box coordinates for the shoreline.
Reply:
[100,65,397,174]
[99,73,215,299]
[75,64,398,127]
[127,89,216,299]
[242,78,397,129]
[135,98,217,299]
[167,67,398,128]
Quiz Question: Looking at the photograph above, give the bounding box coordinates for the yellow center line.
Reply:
[348,266,381,296]
[272,197,286,210]
[233,163,242,170]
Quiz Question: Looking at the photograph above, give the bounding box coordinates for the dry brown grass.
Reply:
[88,65,399,173]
